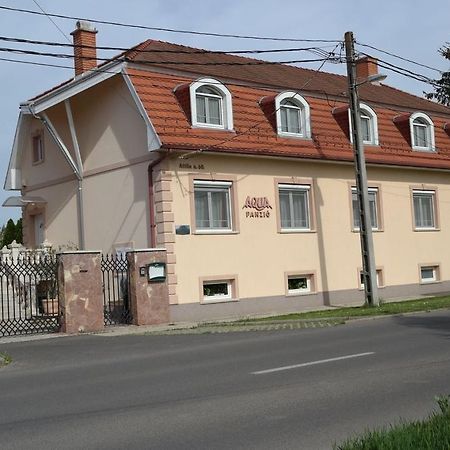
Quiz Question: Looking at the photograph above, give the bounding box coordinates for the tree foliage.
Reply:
[0,218,23,248]
[425,44,450,106]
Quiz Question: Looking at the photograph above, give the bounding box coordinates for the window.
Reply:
[420,265,439,283]
[196,86,223,126]
[189,78,233,130]
[412,190,436,229]
[348,104,378,145]
[194,180,232,232]
[275,92,311,138]
[359,269,383,289]
[287,275,312,294]
[203,281,232,301]
[201,277,237,302]
[32,133,44,164]
[279,184,311,231]
[352,187,379,230]
[410,113,435,151]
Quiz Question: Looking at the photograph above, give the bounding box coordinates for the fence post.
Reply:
[127,249,169,325]
[58,251,104,334]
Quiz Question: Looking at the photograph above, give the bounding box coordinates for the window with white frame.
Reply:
[32,133,44,164]
[348,104,378,145]
[189,78,233,130]
[352,187,379,230]
[287,275,312,294]
[420,266,438,283]
[203,280,232,301]
[410,113,435,151]
[279,184,311,231]
[275,92,311,138]
[412,190,436,229]
[360,269,383,289]
[196,86,223,126]
[194,180,233,231]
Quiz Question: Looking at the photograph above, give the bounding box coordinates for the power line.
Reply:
[187,44,342,155]
[373,59,448,90]
[0,46,342,66]
[31,0,70,43]
[356,41,443,74]
[0,55,347,101]
[0,5,341,43]
[0,35,336,57]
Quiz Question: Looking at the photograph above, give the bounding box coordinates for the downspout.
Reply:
[148,152,170,248]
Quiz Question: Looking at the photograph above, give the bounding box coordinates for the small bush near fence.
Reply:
[334,396,450,450]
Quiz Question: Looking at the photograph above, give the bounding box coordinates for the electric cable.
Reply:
[0,5,341,43]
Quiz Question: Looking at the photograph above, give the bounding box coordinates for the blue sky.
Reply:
[0,0,448,226]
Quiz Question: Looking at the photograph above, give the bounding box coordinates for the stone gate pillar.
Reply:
[58,251,104,334]
[127,249,169,325]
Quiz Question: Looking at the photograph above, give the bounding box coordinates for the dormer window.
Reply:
[348,103,378,145]
[275,92,311,138]
[410,113,435,151]
[196,86,223,126]
[189,78,233,130]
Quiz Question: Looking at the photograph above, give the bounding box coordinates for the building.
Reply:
[4,22,450,322]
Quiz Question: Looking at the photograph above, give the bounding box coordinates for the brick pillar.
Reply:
[58,251,104,334]
[127,249,169,325]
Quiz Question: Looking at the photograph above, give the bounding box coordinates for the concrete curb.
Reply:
[1,307,448,342]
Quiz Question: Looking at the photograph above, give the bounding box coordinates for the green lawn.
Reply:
[237,295,450,323]
[335,396,450,450]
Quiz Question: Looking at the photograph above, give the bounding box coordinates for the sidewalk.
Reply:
[0,305,340,343]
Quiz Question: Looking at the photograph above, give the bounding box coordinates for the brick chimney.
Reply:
[71,21,98,76]
[356,56,379,81]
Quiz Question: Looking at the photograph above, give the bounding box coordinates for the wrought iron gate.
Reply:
[0,253,60,337]
[101,254,132,325]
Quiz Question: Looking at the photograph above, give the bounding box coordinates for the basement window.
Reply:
[287,274,313,295]
[420,265,439,284]
[359,269,384,289]
[203,280,232,302]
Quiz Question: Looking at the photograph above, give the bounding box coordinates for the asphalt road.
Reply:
[1,310,450,449]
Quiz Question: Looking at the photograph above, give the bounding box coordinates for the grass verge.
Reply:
[334,396,450,450]
[236,295,450,323]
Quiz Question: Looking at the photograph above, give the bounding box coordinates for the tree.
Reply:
[15,218,23,244]
[0,219,23,248]
[425,44,450,106]
[1,219,17,248]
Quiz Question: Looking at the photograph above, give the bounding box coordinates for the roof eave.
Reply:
[26,60,125,114]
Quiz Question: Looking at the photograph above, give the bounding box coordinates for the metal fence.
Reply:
[101,253,132,325]
[0,251,60,337]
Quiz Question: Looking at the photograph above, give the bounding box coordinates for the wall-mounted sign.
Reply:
[179,163,205,170]
[242,196,272,218]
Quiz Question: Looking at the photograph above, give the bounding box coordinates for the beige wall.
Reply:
[21,75,151,251]
[167,154,450,305]
[83,161,150,252]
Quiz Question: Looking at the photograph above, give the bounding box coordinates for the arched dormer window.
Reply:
[410,112,435,151]
[189,78,233,130]
[347,103,379,145]
[275,92,311,138]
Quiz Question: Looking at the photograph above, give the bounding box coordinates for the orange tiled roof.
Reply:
[28,39,450,170]
[127,58,450,170]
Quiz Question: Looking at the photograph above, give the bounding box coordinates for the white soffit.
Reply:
[4,112,31,191]
[28,60,125,114]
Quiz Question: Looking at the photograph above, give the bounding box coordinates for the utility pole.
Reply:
[344,31,379,306]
